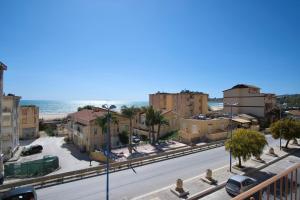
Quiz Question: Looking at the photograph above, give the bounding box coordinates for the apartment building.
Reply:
[149,91,208,118]
[20,105,39,139]
[67,108,130,152]
[223,84,276,118]
[2,94,21,160]
[0,62,7,180]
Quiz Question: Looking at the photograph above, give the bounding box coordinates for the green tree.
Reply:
[270,119,300,148]
[77,105,95,111]
[225,129,268,168]
[121,105,140,154]
[96,113,119,150]
[154,111,169,142]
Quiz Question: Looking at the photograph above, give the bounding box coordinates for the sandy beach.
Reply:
[39,113,69,120]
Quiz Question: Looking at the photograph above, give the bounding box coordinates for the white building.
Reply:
[223,84,276,118]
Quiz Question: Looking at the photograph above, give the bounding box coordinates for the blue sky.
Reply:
[0,0,299,100]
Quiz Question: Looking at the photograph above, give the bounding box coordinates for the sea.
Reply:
[20,100,223,117]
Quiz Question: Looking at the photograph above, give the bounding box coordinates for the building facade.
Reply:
[179,117,230,144]
[20,105,39,139]
[67,108,130,152]
[223,84,276,118]
[0,62,7,179]
[149,91,209,118]
[2,94,21,160]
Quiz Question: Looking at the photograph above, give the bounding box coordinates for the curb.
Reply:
[182,148,300,200]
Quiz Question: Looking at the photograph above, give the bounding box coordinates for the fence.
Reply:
[0,140,225,191]
[233,163,300,200]
[5,156,59,178]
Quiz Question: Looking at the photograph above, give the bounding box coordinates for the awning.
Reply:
[232,118,251,124]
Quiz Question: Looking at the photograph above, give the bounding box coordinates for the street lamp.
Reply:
[102,104,116,200]
[225,102,238,172]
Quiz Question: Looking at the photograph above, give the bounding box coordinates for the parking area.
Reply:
[16,133,99,174]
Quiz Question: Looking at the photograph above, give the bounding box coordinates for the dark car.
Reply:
[0,186,37,200]
[21,145,43,156]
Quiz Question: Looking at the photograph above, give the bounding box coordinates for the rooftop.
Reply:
[69,109,107,125]
[151,90,208,95]
[69,108,124,125]
[0,61,7,70]
[223,84,260,92]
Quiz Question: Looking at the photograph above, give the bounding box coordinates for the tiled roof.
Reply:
[69,109,107,125]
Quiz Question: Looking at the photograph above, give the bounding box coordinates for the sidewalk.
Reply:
[133,144,300,200]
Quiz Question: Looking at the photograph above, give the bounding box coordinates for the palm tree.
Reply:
[145,106,156,144]
[96,113,118,150]
[154,111,169,143]
[121,105,140,154]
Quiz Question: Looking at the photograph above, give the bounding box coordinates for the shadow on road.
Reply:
[61,143,91,161]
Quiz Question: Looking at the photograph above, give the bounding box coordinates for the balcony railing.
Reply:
[233,163,300,200]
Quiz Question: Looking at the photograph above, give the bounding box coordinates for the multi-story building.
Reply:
[67,108,130,152]
[223,84,276,118]
[2,94,21,160]
[149,91,208,118]
[20,105,39,139]
[0,62,7,180]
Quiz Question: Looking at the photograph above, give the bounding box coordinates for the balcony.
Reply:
[233,163,300,200]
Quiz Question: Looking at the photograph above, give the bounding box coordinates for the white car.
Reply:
[226,175,257,196]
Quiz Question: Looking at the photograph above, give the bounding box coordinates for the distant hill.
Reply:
[277,94,300,108]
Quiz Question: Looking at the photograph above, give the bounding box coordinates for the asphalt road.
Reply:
[37,135,280,200]
[203,150,300,200]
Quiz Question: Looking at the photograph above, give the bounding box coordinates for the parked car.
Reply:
[225,175,257,196]
[21,145,43,156]
[0,186,37,200]
[132,136,140,143]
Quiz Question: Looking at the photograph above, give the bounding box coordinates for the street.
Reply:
[203,150,300,200]
[36,135,280,200]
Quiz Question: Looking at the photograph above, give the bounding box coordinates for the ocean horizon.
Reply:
[20,100,223,117]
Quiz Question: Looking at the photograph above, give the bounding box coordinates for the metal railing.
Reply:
[0,140,225,192]
[233,163,300,200]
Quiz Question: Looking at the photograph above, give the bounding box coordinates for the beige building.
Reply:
[149,91,208,118]
[179,117,230,144]
[20,105,39,139]
[133,110,180,139]
[2,94,21,160]
[223,84,276,118]
[67,108,130,152]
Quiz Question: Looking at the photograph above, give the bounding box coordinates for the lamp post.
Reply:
[102,104,116,200]
[225,102,238,172]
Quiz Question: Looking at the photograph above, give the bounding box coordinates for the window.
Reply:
[94,128,97,135]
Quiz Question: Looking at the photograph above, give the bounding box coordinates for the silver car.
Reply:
[226,175,257,196]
